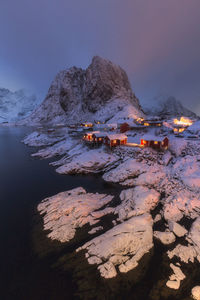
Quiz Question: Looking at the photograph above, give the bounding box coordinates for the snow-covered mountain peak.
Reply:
[23,56,143,125]
[143,95,198,119]
[0,88,38,123]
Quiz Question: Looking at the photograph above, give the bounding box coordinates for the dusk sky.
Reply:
[1,0,200,113]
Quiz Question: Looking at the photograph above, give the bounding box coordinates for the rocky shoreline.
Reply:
[22,125,200,300]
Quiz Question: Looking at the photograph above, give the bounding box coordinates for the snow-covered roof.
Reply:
[106,133,127,140]
[85,131,100,135]
[95,123,117,128]
[141,134,167,142]
[107,123,117,127]
[93,132,108,137]
[82,122,93,125]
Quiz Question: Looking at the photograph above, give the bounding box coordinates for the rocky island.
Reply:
[18,56,200,300]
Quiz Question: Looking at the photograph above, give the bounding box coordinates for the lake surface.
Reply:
[0,126,119,300]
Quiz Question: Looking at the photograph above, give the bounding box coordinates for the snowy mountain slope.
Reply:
[0,88,38,122]
[143,95,198,118]
[21,56,144,125]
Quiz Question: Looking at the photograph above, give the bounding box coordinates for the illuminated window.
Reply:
[144,123,149,126]
[154,141,158,144]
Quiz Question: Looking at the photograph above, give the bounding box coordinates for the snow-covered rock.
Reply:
[168,244,197,263]
[0,87,38,123]
[88,226,103,235]
[154,231,176,245]
[154,214,162,223]
[168,221,187,237]
[22,56,143,125]
[186,120,200,136]
[77,214,153,278]
[31,138,77,158]
[115,186,160,221]
[167,218,200,268]
[163,190,200,222]
[23,131,65,147]
[102,158,146,184]
[187,217,200,260]
[37,187,114,243]
[162,151,173,166]
[134,169,165,187]
[172,155,200,189]
[191,286,200,300]
[166,263,186,290]
[169,138,188,157]
[55,149,119,174]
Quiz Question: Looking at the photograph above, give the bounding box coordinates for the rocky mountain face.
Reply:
[143,96,198,119]
[0,88,38,123]
[24,56,143,125]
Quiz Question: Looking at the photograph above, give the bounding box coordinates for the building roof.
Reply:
[93,132,108,137]
[106,133,127,140]
[144,116,162,121]
[141,134,168,142]
[85,131,100,135]
[107,123,117,127]
[95,123,117,129]
[144,120,163,124]
[82,122,93,125]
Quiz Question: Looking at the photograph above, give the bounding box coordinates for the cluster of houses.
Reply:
[68,116,199,151]
[83,131,128,147]
[83,130,169,150]
[80,117,168,150]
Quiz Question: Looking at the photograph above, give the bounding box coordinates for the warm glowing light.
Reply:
[179,128,185,133]
[144,123,150,126]
[173,117,193,126]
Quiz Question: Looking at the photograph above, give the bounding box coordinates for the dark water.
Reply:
[0,127,119,300]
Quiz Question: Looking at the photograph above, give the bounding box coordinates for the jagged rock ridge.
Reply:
[143,95,198,118]
[24,56,143,125]
[0,88,38,122]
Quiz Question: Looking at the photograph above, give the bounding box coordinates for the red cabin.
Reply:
[92,132,108,144]
[141,135,169,150]
[104,134,127,147]
[83,131,100,142]
[120,122,130,133]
